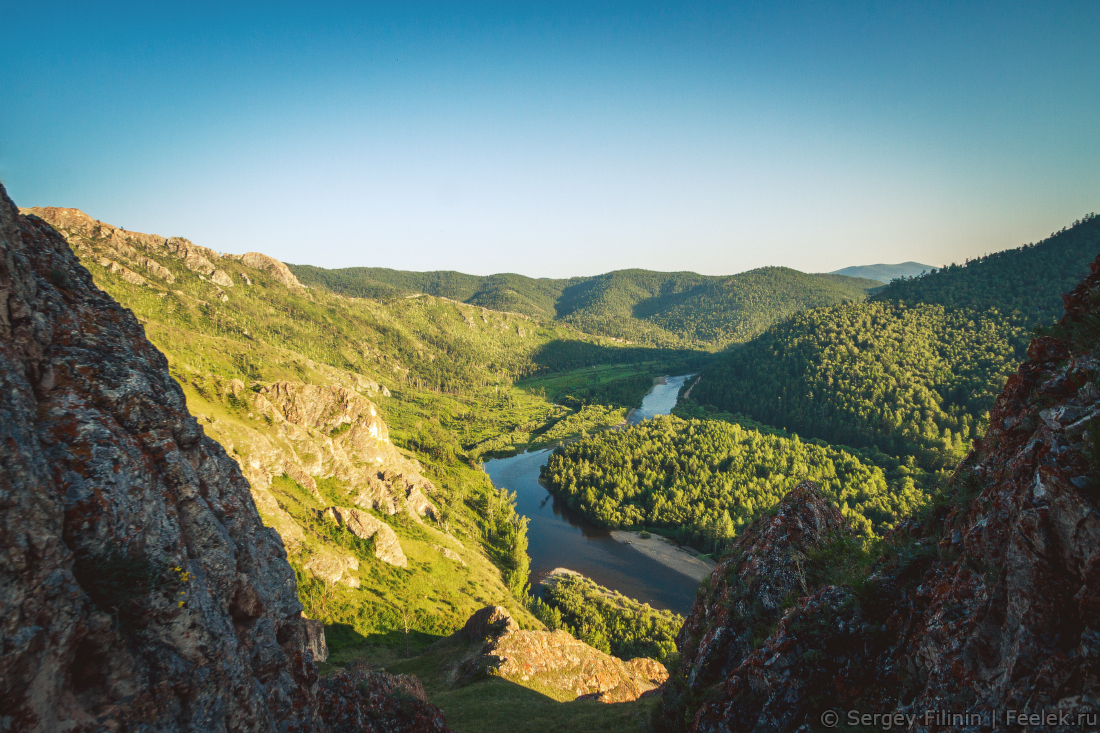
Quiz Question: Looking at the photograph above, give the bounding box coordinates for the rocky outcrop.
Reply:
[305,546,361,588]
[322,507,407,567]
[100,257,147,285]
[672,483,850,709]
[2,188,449,731]
[449,606,667,703]
[666,258,1100,731]
[165,236,219,275]
[1,188,320,730]
[211,268,234,287]
[239,251,303,289]
[459,605,520,641]
[22,206,301,293]
[239,381,439,523]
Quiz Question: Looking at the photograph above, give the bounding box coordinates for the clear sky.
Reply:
[2,2,1098,278]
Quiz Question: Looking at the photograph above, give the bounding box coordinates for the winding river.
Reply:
[483,374,697,615]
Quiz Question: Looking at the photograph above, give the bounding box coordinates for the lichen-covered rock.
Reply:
[1,187,449,732]
[303,616,329,663]
[451,607,666,703]
[323,507,407,567]
[677,481,849,696]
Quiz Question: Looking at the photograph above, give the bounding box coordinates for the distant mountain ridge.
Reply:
[829,261,933,282]
[288,263,881,349]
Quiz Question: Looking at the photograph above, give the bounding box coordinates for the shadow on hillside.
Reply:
[431,676,657,733]
[324,623,445,666]
[528,339,712,375]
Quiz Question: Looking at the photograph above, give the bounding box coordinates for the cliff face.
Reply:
[0,188,450,731]
[665,259,1100,731]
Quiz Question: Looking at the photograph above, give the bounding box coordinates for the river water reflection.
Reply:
[482,374,698,614]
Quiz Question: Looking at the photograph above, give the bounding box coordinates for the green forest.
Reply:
[685,301,1030,470]
[541,415,927,542]
[532,573,683,666]
[875,213,1100,323]
[290,262,880,349]
[682,215,1100,476]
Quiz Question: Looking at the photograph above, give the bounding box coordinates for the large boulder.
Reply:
[451,606,666,703]
[459,606,519,641]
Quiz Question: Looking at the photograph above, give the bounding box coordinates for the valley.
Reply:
[485,375,707,616]
[5,194,1099,732]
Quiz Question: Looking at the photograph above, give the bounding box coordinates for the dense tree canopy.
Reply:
[687,302,1030,470]
[541,415,926,543]
[532,573,682,665]
[290,263,879,348]
[876,212,1100,324]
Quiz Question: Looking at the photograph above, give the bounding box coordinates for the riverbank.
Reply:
[609,531,717,582]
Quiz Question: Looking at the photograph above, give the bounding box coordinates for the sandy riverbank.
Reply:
[609,531,717,582]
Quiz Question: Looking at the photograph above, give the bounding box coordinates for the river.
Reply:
[482,374,698,615]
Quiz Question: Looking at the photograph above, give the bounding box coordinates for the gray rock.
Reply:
[303,617,329,663]
[322,507,407,567]
[1,187,322,731]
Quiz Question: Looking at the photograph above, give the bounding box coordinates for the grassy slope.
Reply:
[290,262,881,349]
[44,217,698,653]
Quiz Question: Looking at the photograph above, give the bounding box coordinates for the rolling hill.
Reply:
[829,261,932,282]
[686,213,1100,473]
[290,263,881,349]
[874,212,1100,324]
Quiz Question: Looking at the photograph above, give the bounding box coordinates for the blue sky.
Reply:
[2,2,1097,277]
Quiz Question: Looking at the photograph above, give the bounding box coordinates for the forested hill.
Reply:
[289,263,880,349]
[287,265,575,320]
[874,212,1100,324]
[829,261,932,282]
[687,213,1100,474]
[685,301,1030,472]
